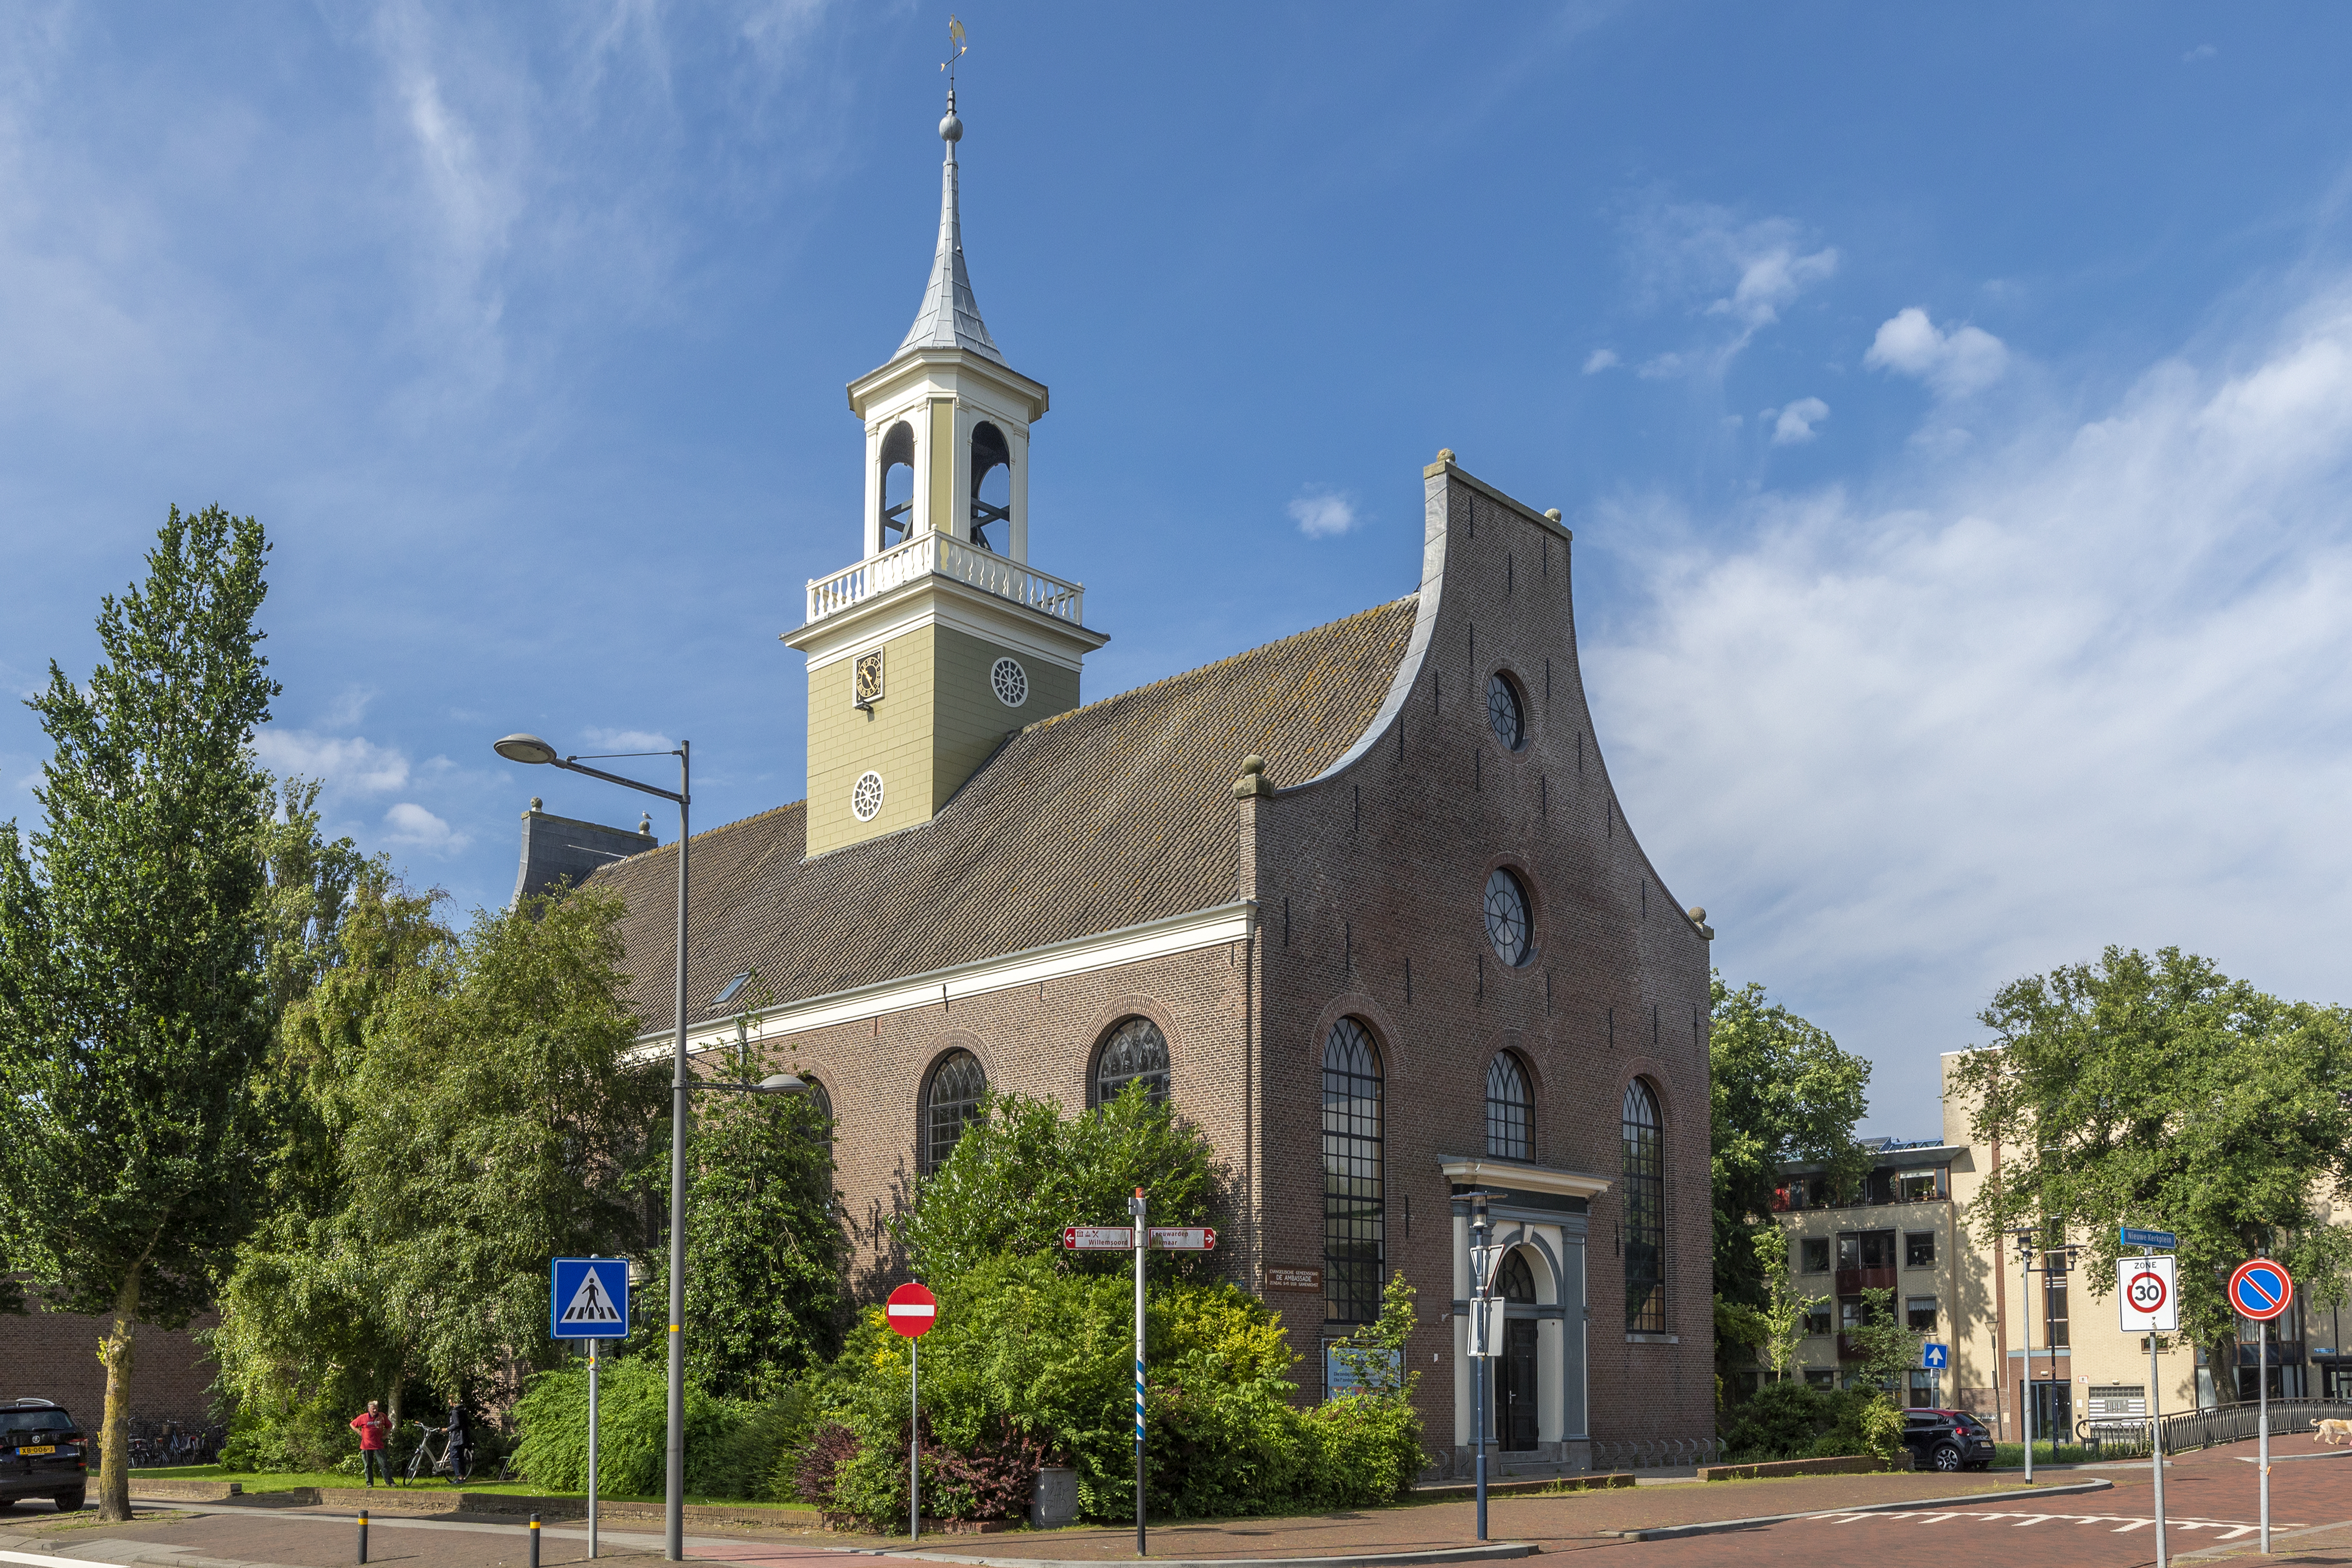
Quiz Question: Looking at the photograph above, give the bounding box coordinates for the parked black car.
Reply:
[1902,1407,1996,1472]
[0,1400,88,1511]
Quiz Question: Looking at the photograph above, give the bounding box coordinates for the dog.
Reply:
[2313,1418,2352,1447]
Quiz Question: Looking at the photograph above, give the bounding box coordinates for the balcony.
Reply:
[806,532,1086,627]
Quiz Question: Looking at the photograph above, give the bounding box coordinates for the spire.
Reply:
[894,90,1005,366]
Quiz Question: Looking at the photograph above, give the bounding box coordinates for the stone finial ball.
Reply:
[1436,448,1456,464]
[1545,509,1563,522]
[939,113,963,142]
[1240,754,1266,774]
[529,796,543,812]
[1687,906,1707,923]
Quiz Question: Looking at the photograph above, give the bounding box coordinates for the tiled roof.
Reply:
[589,595,1419,1029]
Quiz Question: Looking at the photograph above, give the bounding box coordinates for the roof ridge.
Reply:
[1025,593,1419,735]
[619,799,806,864]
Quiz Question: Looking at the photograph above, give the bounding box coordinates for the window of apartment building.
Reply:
[1906,1369,1936,1409]
[1905,1231,1936,1267]
[1804,1370,1836,1391]
[1803,1300,1833,1337]
[1906,1296,1938,1332]
[1895,1167,1942,1203]
[1801,1238,1831,1273]
[1837,1230,1896,1271]
[1840,1295,1866,1333]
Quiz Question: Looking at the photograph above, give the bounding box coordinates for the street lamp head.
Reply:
[754,1073,809,1096]
[495,733,561,766]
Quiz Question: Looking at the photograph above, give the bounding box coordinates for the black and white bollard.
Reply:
[357,1509,369,1565]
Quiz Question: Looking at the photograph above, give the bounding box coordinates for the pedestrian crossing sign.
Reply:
[551,1256,631,1340]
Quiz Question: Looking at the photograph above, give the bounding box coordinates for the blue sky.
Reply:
[6,3,2351,1129]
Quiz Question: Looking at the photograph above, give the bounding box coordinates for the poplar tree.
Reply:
[0,506,278,1518]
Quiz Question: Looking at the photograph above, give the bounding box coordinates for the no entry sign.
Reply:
[2230,1259,2294,1322]
[2118,1255,2177,1331]
[886,1280,938,1338]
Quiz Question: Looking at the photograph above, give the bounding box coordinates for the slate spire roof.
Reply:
[894,92,1005,366]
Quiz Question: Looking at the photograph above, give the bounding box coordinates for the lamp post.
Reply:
[496,733,694,1561]
[1468,1192,1494,1543]
[2013,1228,2037,1485]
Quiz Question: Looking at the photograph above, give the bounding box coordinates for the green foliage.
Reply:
[892,1083,1220,1286]
[1718,1380,1903,1463]
[1949,946,2352,1396]
[1841,1288,1919,1395]
[510,1356,809,1499]
[799,1254,1424,1531]
[1708,974,1871,1329]
[0,506,282,1515]
[625,1053,847,1398]
[217,1384,364,1474]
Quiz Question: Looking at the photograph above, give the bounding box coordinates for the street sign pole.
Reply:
[1131,1188,1147,1558]
[588,1339,600,1560]
[2015,1232,2035,1486]
[1469,1194,1492,1543]
[911,1334,920,1543]
[2259,1317,2268,1552]
[2230,1257,2296,1557]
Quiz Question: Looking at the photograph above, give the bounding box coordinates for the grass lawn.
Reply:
[115,1466,814,1511]
[1988,1441,2107,1468]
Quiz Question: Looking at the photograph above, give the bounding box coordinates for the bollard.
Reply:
[529,1513,541,1568]
[357,1509,369,1565]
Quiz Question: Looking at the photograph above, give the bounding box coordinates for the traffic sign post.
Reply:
[1921,1342,1949,1370]
[2118,1248,2179,1568]
[2121,1226,2178,1251]
[552,1259,631,1558]
[887,1283,937,1542]
[2231,1259,2294,1554]
[1130,1189,1147,1558]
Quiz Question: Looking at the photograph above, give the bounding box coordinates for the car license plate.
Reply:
[17,1445,55,1455]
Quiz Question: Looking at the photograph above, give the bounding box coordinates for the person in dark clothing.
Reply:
[349,1401,394,1487]
[445,1400,471,1483]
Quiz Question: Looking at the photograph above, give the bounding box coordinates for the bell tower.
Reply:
[784,91,1107,858]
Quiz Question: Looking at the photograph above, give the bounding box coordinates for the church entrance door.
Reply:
[1499,1319,1540,1451]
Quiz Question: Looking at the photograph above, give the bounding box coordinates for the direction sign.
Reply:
[2120,1254,2178,1331]
[887,1280,938,1338]
[1147,1227,1217,1251]
[1921,1342,1950,1370]
[2230,1259,2294,1322]
[2121,1226,2179,1250]
[550,1257,630,1340]
[1063,1226,1134,1250]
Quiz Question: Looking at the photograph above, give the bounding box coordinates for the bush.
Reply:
[218,1388,362,1474]
[511,1357,818,1499]
[1721,1380,1904,1464]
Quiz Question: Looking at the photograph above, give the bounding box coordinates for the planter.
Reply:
[1029,1465,1078,1530]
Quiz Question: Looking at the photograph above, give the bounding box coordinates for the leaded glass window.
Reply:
[1484,869,1531,966]
[1322,1018,1383,1324]
[923,1050,985,1173]
[804,1076,834,1144]
[1486,1052,1532,1159]
[1486,673,1525,750]
[1622,1078,1665,1332]
[1497,1249,1537,1303]
[1093,1016,1169,1107]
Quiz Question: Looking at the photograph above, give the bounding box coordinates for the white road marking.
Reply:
[1809,1510,2293,1541]
[0,1550,134,1568]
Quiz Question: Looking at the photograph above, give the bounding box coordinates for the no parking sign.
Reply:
[2118,1254,2177,1331]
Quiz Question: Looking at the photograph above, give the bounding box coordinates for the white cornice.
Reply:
[632,900,1256,1058]
[784,571,1107,669]
[1438,1156,1613,1200]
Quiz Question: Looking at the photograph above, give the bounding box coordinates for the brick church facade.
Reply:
[565,93,1716,1476]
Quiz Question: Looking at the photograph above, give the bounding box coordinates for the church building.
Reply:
[555,92,1716,1477]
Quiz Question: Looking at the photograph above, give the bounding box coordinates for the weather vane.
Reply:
[942,15,966,96]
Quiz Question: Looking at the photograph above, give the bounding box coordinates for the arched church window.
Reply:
[1486,1052,1533,1159]
[1487,672,1526,750]
[879,421,916,548]
[969,421,1011,552]
[1322,1018,1383,1324]
[804,1075,834,1144]
[922,1049,986,1173]
[1092,1016,1169,1108]
[1496,1248,1537,1303]
[1484,869,1532,967]
[1622,1078,1666,1332]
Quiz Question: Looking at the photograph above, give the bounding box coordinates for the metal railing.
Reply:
[1590,1437,1726,1471]
[806,532,1085,626]
[2074,1397,2352,1457]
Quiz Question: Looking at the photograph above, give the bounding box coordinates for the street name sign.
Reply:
[2230,1259,2294,1322]
[1921,1342,1950,1370]
[2121,1226,2178,1250]
[2119,1255,2178,1331]
[1147,1227,1216,1251]
[1063,1226,1134,1250]
[550,1257,629,1340]
[886,1281,938,1338]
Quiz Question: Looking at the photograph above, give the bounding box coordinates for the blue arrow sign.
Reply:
[1922,1342,1950,1370]
[551,1257,630,1340]
[2121,1226,2178,1250]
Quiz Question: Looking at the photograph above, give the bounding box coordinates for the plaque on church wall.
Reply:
[1264,1267,1322,1291]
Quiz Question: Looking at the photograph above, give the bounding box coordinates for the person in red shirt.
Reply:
[350,1401,394,1487]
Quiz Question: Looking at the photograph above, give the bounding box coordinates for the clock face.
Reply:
[854,649,885,707]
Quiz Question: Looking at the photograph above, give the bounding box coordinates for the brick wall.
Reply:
[0,1300,218,1428]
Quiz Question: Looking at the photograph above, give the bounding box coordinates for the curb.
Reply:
[834,1547,1539,1568]
[1620,1477,2115,1541]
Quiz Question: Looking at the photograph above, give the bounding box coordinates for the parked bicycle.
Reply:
[401,1422,469,1485]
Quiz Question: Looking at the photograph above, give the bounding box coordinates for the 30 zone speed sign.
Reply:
[2118,1254,2178,1331]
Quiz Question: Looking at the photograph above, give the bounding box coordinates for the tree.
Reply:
[1709,974,1871,1353]
[1949,946,2352,1402]
[0,507,279,1518]
[892,1083,1220,1286]
[1751,1229,1824,1386]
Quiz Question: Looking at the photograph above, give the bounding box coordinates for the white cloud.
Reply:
[1636,352,1687,380]
[1708,245,1840,328]
[1590,281,2352,1124]
[2184,43,2216,63]
[322,686,377,729]
[382,801,469,854]
[252,729,411,792]
[1582,348,1620,374]
[581,728,678,754]
[1866,306,2010,396]
[1771,397,1830,445]
[1617,205,1841,376]
[1288,489,1358,539]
